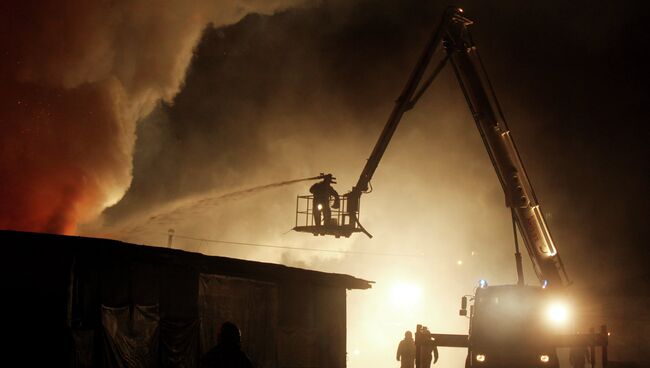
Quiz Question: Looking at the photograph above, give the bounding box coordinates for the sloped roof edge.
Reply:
[1,230,373,290]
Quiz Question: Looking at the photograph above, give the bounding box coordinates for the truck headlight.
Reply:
[546,302,569,326]
[540,355,550,363]
[475,354,486,362]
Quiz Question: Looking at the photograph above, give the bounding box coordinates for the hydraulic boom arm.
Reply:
[300,7,570,287]
[346,11,452,233]
[349,7,569,287]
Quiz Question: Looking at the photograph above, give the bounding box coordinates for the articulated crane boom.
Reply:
[294,7,569,288]
[343,8,452,240]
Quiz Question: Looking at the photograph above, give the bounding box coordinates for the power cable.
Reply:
[165,232,421,258]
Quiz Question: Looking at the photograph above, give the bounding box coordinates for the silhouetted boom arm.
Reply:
[348,12,452,216]
[443,9,570,287]
[344,8,573,283]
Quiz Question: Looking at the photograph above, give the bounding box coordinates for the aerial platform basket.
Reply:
[293,194,363,238]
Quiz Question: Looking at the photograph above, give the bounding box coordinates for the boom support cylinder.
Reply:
[444,11,569,287]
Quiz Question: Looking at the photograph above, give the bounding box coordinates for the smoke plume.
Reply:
[0,0,303,234]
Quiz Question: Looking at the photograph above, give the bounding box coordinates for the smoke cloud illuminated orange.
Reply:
[0,0,303,233]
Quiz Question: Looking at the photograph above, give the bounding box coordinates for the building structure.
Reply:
[0,230,371,367]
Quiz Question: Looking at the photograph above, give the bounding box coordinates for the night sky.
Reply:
[1,1,649,366]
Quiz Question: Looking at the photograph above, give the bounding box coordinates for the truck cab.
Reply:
[463,284,562,368]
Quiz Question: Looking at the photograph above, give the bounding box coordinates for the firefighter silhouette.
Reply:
[419,327,439,368]
[396,330,416,368]
[309,174,339,226]
[201,322,253,368]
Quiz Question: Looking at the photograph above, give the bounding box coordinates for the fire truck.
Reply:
[293,7,608,366]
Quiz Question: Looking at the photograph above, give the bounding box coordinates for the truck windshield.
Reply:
[471,287,549,344]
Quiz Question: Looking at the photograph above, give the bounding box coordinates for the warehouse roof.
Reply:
[1,230,373,290]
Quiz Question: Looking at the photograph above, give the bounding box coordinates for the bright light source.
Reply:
[390,282,422,309]
[540,355,550,363]
[317,204,323,210]
[479,279,488,288]
[546,302,569,325]
[542,280,549,289]
[457,260,463,265]
[475,354,485,362]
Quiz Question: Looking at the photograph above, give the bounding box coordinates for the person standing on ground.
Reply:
[201,321,254,368]
[419,327,439,368]
[396,330,416,368]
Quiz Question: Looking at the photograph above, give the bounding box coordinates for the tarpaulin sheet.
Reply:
[101,304,160,367]
[199,274,278,368]
[71,261,202,367]
[160,318,199,368]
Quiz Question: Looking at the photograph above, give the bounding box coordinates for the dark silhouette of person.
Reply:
[569,346,590,368]
[201,322,254,368]
[419,327,439,368]
[309,174,339,226]
[396,330,416,368]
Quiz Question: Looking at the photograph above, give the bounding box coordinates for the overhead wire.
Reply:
[164,232,422,258]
